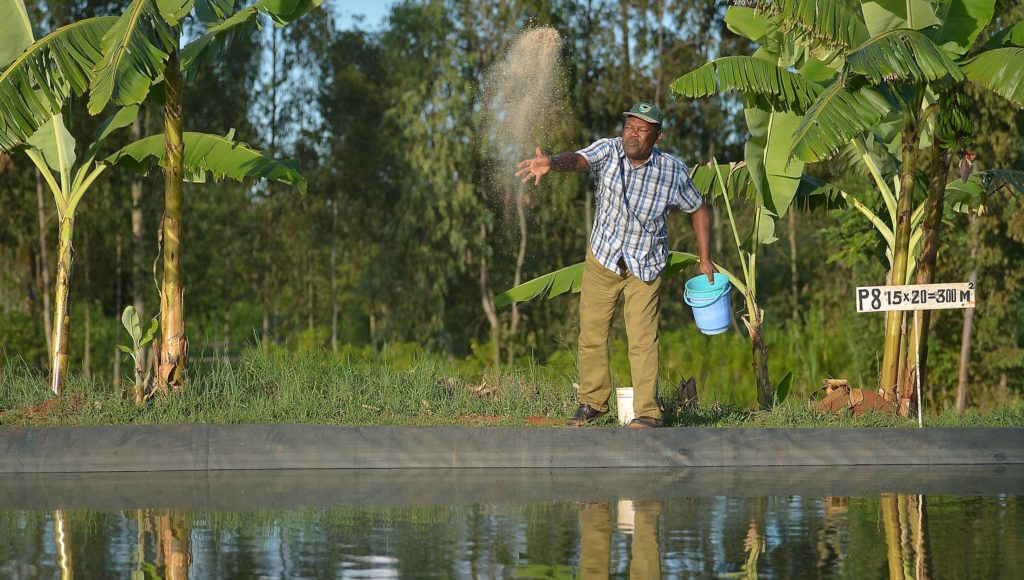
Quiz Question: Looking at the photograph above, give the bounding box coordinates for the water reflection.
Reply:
[156,511,191,580]
[53,510,71,579]
[1,471,1020,578]
[881,494,933,580]
[579,500,662,579]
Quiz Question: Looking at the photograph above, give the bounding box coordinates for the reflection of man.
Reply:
[577,500,663,579]
[516,103,715,428]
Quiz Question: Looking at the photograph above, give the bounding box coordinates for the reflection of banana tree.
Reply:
[53,510,73,579]
[720,520,764,580]
[881,494,932,580]
[157,511,191,580]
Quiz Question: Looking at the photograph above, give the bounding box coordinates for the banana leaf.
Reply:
[494,252,701,308]
[106,130,307,192]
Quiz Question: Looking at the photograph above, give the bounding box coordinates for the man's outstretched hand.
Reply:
[515,148,550,186]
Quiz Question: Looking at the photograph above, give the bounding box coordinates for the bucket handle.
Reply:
[684,282,730,307]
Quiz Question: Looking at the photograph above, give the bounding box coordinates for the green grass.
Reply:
[1,346,1021,428]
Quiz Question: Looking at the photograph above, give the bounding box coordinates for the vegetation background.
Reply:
[1,0,1022,413]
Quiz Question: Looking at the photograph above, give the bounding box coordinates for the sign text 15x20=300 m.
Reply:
[856,283,976,313]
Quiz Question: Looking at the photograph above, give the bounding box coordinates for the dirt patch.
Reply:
[455,414,562,427]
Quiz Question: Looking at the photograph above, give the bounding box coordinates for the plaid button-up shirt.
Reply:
[577,137,703,282]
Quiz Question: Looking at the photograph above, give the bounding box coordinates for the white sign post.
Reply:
[855,282,977,426]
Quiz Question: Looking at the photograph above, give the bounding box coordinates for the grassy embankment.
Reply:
[2,344,1021,428]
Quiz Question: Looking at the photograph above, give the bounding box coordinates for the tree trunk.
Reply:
[880,118,920,399]
[131,111,146,321]
[83,231,91,381]
[955,214,979,413]
[131,110,148,373]
[36,170,53,359]
[788,210,798,322]
[899,139,951,413]
[331,200,338,353]
[113,234,122,388]
[157,49,187,394]
[369,307,377,352]
[261,209,273,346]
[263,28,279,348]
[619,0,633,103]
[479,223,501,365]
[50,216,75,395]
[508,193,528,364]
[653,0,664,107]
[741,295,772,408]
[306,250,314,331]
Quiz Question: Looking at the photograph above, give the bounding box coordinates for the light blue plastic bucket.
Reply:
[684,273,732,335]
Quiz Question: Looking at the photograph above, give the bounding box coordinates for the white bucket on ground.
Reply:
[616,387,634,425]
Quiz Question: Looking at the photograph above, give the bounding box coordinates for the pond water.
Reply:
[1,467,1020,578]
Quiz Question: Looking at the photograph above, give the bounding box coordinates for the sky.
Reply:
[334,0,395,30]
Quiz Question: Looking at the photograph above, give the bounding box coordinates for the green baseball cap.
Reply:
[623,102,663,125]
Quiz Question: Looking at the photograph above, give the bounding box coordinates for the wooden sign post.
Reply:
[856,283,977,426]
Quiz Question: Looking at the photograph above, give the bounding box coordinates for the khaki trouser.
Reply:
[577,250,663,419]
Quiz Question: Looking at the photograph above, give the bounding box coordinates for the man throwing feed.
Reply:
[515,102,716,428]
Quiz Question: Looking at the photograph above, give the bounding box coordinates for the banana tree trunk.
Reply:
[880,119,920,399]
[49,215,75,395]
[899,140,950,414]
[157,49,187,393]
[36,170,53,359]
[741,292,772,408]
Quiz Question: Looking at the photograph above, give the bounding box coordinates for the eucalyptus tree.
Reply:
[85,0,323,391]
[673,0,1024,406]
[376,0,499,353]
[0,0,308,394]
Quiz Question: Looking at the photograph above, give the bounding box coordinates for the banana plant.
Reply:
[0,0,309,395]
[0,1,123,393]
[675,1,1024,407]
[671,6,825,407]
[87,0,324,393]
[118,305,159,404]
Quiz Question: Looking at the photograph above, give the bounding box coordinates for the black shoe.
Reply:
[627,416,664,429]
[567,404,607,426]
